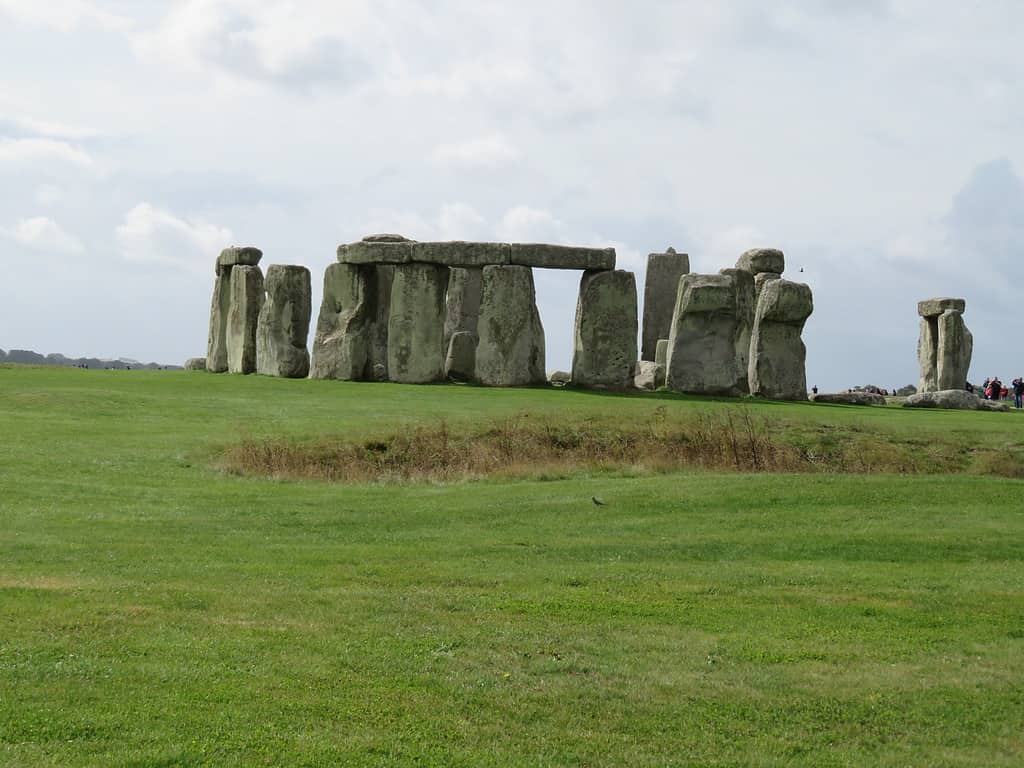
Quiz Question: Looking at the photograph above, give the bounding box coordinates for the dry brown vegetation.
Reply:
[220,406,1024,484]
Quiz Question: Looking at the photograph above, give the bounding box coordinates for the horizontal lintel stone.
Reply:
[411,241,511,267]
[337,240,414,265]
[216,246,263,274]
[917,297,966,318]
[509,243,615,271]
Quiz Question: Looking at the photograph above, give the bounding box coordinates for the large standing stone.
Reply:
[655,339,670,369]
[917,297,972,393]
[444,267,483,349]
[719,267,755,394]
[665,274,745,396]
[256,265,311,378]
[572,269,638,390]
[206,271,232,373]
[311,264,368,380]
[444,331,477,382]
[641,247,689,361]
[226,265,264,375]
[748,279,813,400]
[475,265,546,386]
[207,247,263,373]
[387,263,448,383]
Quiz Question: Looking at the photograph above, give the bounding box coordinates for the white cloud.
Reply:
[496,206,566,243]
[2,216,85,254]
[0,138,96,169]
[34,184,63,205]
[432,135,518,169]
[115,203,232,271]
[0,0,131,32]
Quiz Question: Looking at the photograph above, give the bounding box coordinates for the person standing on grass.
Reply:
[1013,377,1024,409]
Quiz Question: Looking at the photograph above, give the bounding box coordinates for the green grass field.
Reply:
[2,366,1023,766]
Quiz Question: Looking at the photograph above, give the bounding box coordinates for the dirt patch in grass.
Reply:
[220,407,1024,484]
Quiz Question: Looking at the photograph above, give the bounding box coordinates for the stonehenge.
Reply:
[201,234,814,400]
[917,297,972,393]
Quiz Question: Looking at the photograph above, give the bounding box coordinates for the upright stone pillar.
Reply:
[665,274,744,396]
[917,297,971,392]
[387,263,448,384]
[256,265,311,378]
[572,269,638,390]
[748,279,813,400]
[443,267,483,380]
[311,263,370,380]
[475,265,546,386]
[641,247,689,361]
[226,265,264,374]
[719,267,755,394]
[207,247,262,373]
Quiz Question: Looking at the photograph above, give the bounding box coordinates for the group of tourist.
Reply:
[980,376,1024,408]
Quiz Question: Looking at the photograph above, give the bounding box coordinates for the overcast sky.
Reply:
[1,0,1022,389]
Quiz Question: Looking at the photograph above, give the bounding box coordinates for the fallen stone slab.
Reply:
[509,243,615,271]
[412,241,510,267]
[257,265,311,378]
[904,389,1008,411]
[388,263,448,383]
[634,360,665,391]
[641,247,689,361]
[216,246,262,275]
[226,265,264,374]
[548,370,572,386]
[572,269,638,390]
[736,247,784,275]
[810,392,887,406]
[184,357,207,371]
[444,330,477,382]
[918,297,966,318]
[475,265,546,386]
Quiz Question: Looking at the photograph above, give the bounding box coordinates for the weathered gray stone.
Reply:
[443,267,483,351]
[904,389,1007,411]
[754,271,781,298]
[387,263,448,383]
[548,370,572,386]
[256,265,311,378]
[475,265,546,386]
[310,264,370,380]
[226,265,264,374]
[206,271,232,373]
[655,339,669,369]
[917,298,972,393]
[572,269,638,390]
[665,273,745,396]
[918,317,939,393]
[216,246,262,275]
[641,248,690,361]
[936,310,973,391]
[810,392,887,406]
[918,297,966,318]
[338,236,414,265]
[444,331,477,382]
[412,241,510,267]
[634,360,665,391]
[720,268,755,394]
[748,279,813,400]
[509,243,615,271]
[736,248,785,275]
[184,357,207,371]
[366,266,394,380]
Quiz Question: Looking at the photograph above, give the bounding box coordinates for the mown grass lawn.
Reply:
[1,366,1022,766]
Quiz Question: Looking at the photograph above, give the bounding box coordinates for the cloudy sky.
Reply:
[1,0,1022,389]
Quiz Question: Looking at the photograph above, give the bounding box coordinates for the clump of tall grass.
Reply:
[220,407,1024,484]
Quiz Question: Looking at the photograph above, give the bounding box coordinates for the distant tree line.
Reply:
[0,348,181,371]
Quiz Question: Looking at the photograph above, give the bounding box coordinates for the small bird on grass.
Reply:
[591,497,606,506]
